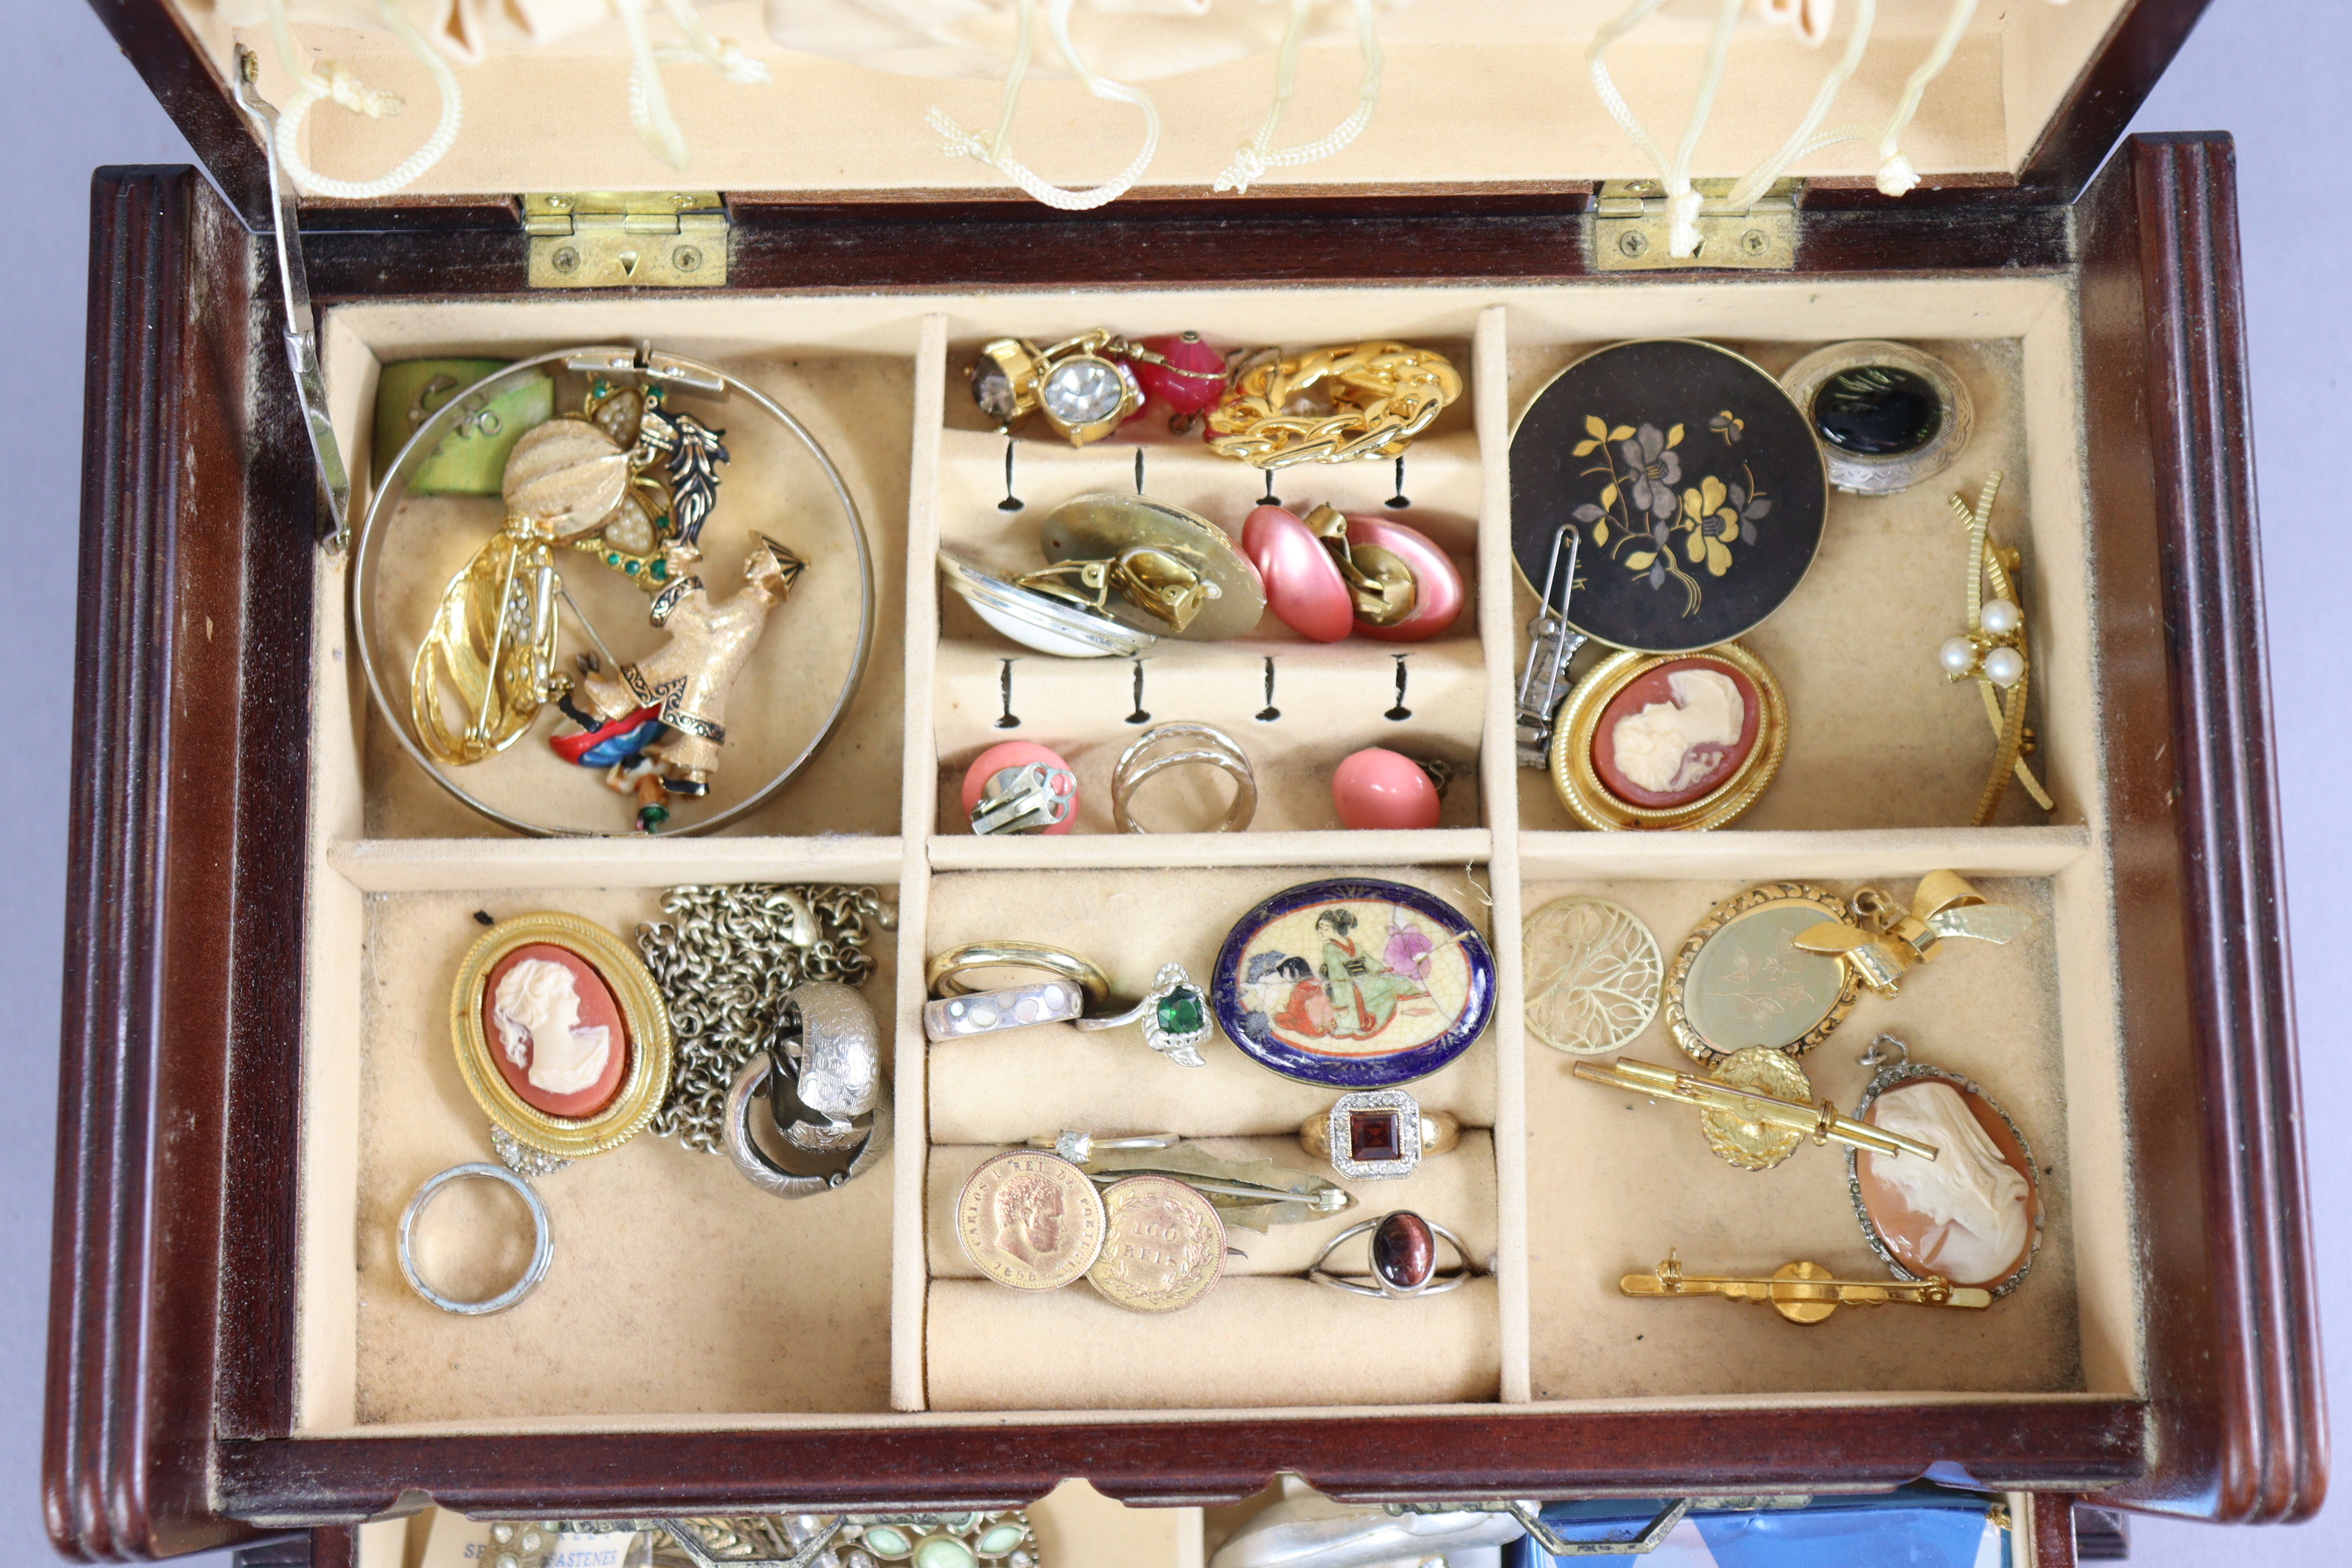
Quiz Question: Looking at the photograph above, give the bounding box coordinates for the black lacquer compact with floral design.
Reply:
[1510,340,1826,829]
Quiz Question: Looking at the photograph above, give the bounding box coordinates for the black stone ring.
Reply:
[1307,1210,1477,1301]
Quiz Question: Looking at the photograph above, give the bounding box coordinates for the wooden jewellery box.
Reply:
[51,1,2322,1562]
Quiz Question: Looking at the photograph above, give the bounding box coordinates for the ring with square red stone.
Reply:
[1307,1211,1478,1301]
[1298,1089,1461,1180]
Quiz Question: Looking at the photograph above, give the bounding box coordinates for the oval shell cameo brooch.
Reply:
[450,912,674,1159]
[1212,877,1495,1087]
[1847,1036,2041,1296]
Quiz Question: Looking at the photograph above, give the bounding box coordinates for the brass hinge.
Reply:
[524,191,729,288]
[1592,179,1799,271]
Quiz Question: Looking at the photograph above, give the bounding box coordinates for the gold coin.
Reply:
[956,1151,1106,1290]
[1086,1175,1227,1314]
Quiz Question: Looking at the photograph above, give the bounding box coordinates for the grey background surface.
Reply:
[4,4,2344,1563]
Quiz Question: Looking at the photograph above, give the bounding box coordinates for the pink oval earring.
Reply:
[1242,504,1354,642]
[1344,516,1464,643]
[1332,748,1445,829]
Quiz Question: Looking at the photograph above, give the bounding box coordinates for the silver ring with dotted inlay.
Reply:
[923,978,1088,1042]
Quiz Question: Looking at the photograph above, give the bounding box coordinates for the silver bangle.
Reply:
[1308,1211,1476,1301]
[1070,961,1213,1067]
[1024,1129,1182,1163]
[351,347,874,838]
[398,1162,554,1315]
[1111,722,1256,833]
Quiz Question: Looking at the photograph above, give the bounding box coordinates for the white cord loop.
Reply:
[1587,0,1742,258]
[1588,0,2052,246]
[606,0,778,170]
[614,0,687,168]
[1721,0,1875,212]
[266,0,461,199]
[1788,0,1983,196]
[658,0,770,86]
[1214,0,1385,195]
[925,0,1162,212]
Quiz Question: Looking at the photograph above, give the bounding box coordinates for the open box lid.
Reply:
[111,0,2208,235]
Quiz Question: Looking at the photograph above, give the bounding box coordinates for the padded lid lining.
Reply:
[161,0,2138,202]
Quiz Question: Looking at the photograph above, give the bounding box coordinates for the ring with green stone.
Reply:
[1072,961,1212,1068]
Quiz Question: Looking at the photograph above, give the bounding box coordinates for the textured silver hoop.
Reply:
[725,1050,894,1199]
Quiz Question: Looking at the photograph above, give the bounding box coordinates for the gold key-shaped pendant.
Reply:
[1620,1249,1992,1324]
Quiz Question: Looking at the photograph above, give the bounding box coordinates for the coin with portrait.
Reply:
[956,1150,1107,1291]
[1087,1175,1227,1314]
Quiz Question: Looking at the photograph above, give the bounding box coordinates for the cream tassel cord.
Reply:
[1587,0,2060,256]
[1215,0,1386,195]
[265,0,460,200]
[928,0,1163,213]
[265,0,766,192]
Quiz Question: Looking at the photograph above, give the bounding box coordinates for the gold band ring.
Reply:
[925,942,1114,1009]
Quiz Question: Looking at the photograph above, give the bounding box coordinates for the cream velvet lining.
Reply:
[169,1,2133,196]
[296,275,2139,1446]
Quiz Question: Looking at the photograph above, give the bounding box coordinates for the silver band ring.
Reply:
[1024,1129,1182,1164]
[398,1161,554,1315]
[1112,723,1257,833]
[1308,1211,1477,1301]
[725,1050,894,1199]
